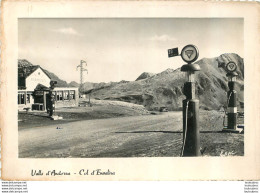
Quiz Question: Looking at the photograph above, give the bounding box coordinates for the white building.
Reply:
[18,59,79,111]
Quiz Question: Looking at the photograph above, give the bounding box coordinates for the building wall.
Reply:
[26,68,50,91]
[18,67,79,111]
[53,87,79,108]
[18,91,34,111]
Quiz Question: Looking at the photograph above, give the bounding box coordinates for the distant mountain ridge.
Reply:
[68,81,80,87]
[79,80,129,93]
[85,53,244,111]
[136,72,155,81]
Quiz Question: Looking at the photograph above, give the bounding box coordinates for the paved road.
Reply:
[19,112,184,158]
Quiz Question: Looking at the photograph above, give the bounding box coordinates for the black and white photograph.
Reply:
[18,18,244,158]
[2,0,259,181]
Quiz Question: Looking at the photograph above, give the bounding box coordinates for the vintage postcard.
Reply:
[1,0,260,180]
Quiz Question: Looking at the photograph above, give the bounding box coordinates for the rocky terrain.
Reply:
[135,72,155,81]
[85,53,244,111]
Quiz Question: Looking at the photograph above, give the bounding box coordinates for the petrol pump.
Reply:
[48,80,57,118]
[168,44,201,157]
[220,61,243,133]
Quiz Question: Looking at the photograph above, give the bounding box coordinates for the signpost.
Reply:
[168,48,179,58]
[168,44,201,157]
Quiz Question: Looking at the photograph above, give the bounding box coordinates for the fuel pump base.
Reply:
[222,128,243,134]
[182,99,201,156]
[221,79,243,134]
[50,115,63,121]
[50,115,59,121]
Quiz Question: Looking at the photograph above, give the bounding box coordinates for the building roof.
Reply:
[34,83,50,91]
[18,59,52,79]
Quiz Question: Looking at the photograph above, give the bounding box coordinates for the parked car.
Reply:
[159,107,168,112]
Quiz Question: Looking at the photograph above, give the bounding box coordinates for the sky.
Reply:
[18,18,244,83]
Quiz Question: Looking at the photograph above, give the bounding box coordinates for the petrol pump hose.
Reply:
[180,100,189,157]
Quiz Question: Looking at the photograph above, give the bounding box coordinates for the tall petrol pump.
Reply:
[48,80,57,117]
[220,61,243,133]
[168,44,201,157]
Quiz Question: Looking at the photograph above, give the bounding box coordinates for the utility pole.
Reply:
[77,60,88,93]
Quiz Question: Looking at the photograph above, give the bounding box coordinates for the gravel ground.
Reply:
[18,99,149,129]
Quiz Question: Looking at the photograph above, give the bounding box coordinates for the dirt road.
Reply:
[19,111,244,158]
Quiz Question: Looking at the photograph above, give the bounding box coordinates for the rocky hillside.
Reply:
[87,53,244,111]
[44,70,69,87]
[80,80,129,93]
[68,81,80,87]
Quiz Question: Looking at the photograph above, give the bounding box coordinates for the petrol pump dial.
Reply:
[181,44,199,64]
[226,62,237,72]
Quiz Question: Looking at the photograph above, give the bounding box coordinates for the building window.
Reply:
[56,91,63,101]
[63,91,69,100]
[18,93,25,104]
[70,90,75,100]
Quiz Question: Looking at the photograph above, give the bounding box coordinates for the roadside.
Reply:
[18,99,150,129]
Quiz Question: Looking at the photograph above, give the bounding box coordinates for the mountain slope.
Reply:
[68,81,80,87]
[44,70,69,87]
[89,53,244,111]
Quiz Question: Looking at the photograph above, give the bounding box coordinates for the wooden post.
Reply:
[43,91,46,111]
[25,91,27,105]
[18,93,21,104]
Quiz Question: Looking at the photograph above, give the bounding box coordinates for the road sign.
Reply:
[181,44,199,63]
[168,48,179,58]
[226,62,237,72]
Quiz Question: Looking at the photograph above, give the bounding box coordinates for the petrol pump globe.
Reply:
[226,62,238,82]
[226,62,237,72]
[180,44,199,64]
